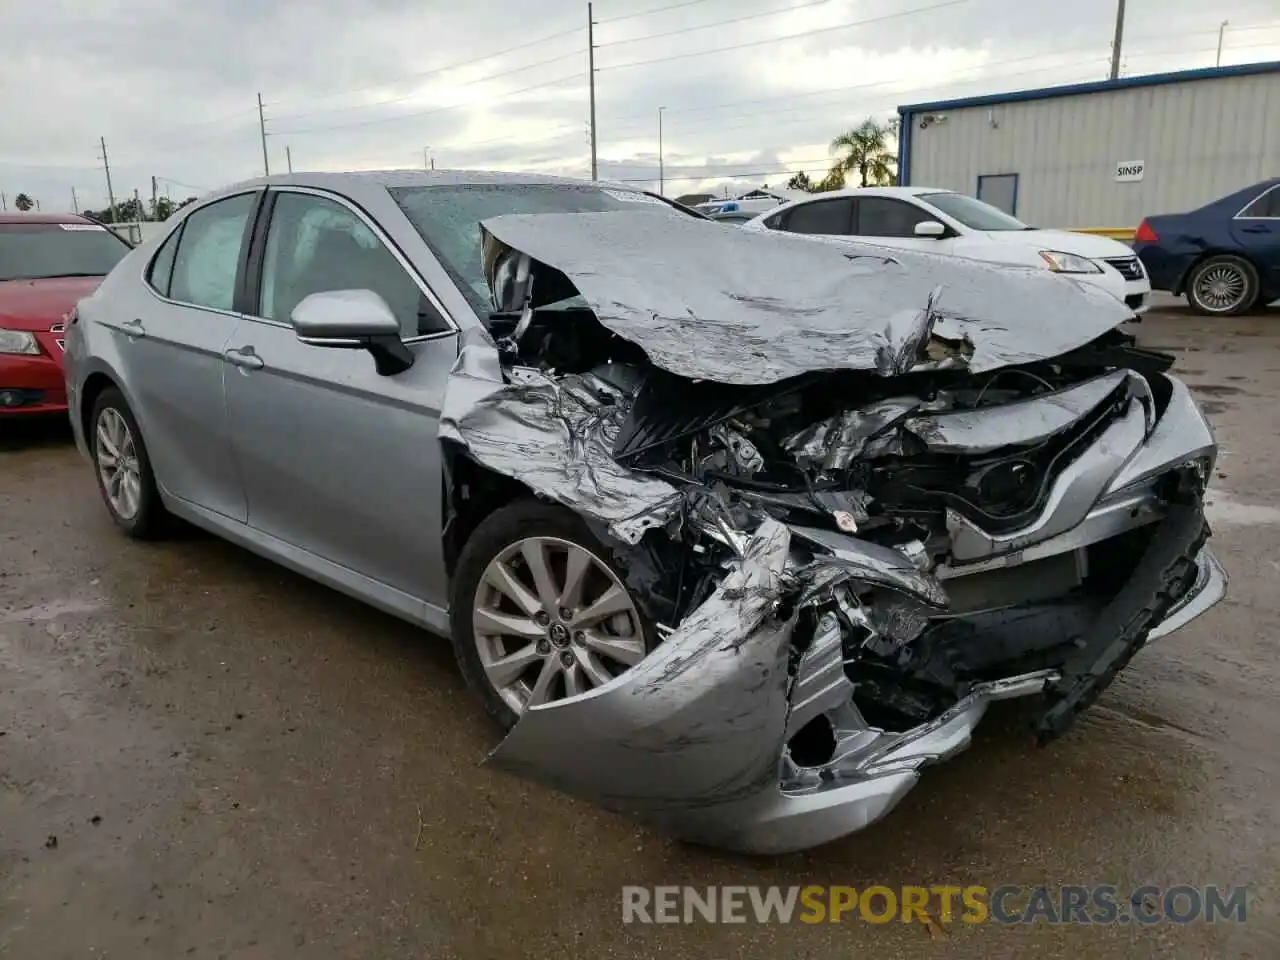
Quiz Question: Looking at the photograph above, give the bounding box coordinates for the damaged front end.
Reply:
[444,211,1226,854]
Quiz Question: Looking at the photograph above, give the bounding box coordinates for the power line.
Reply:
[267,24,585,108]
[268,48,585,123]
[596,0,719,26]
[597,0,832,47]
[599,0,972,70]
[270,73,585,136]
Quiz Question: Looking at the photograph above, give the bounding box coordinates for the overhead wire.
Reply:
[598,0,972,70]
[596,0,834,48]
[596,0,720,26]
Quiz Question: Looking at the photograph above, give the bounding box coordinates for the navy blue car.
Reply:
[1135,178,1280,315]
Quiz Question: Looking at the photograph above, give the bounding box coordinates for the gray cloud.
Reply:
[3,0,1277,209]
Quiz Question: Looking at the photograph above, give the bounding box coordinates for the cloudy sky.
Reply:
[3,0,1278,211]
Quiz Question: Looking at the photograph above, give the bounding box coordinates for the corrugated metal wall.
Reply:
[904,71,1279,227]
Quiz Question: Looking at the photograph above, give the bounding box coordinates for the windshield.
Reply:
[0,223,131,281]
[917,192,1031,231]
[390,183,687,312]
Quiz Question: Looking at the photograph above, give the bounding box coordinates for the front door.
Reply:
[222,188,459,607]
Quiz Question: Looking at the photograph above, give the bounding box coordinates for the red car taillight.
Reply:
[1135,219,1158,243]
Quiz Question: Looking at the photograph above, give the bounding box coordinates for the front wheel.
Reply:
[449,500,655,731]
[1186,255,1259,316]
[89,388,169,539]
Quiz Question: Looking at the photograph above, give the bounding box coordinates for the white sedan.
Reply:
[743,186,1151,313]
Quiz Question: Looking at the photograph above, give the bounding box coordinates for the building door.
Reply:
[977,174,1019,216]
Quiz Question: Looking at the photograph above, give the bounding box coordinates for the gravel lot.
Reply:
[2,299,1278,958]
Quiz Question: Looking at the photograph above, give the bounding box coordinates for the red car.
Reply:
[1,212,132,417]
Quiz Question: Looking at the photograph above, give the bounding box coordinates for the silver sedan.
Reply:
[64,170,1226,853]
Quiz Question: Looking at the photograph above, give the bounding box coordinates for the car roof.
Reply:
[0,211,100,225]
[224,169,631,195]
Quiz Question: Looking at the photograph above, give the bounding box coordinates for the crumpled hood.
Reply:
[479,211,1134,386]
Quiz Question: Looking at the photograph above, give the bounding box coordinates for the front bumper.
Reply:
[487,373,1226,854]
[0,352,67,415]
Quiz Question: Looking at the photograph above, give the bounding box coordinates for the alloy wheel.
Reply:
[95,407,142,520]
[1193,262,1249,313]
[473,536,646,716]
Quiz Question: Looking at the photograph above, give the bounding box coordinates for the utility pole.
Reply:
[99,136,116,223]
[151,176,158,219]
[1108,0,1126,80]
[423,146,434,171]
[657,106,665,197]
[1216,21,1229,66]
[35,198,41,211]
[71,186,78,213]
[587,2,598,180]
[257,92,270,176]
[134,189,143,222]
[286,146,293,173]
[1,193,6,211]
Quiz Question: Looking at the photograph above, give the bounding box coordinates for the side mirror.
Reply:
[913,220,947,238]
[291,289,414,376]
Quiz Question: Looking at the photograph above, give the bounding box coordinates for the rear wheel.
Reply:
[1186,255,1259,316]
[89,388,169,539]
[450,501,654,731]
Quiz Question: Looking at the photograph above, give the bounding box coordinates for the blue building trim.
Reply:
[896,59,1280,185]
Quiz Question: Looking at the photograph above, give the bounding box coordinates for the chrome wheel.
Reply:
[473,536,645,715]
[1192,262,1250,313]
[95,407,141,520]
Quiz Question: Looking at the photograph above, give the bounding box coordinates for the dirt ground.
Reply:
[2,301,1278,958]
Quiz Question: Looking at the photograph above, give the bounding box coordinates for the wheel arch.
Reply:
[1173,248,1263,297]
[441,441,539,577]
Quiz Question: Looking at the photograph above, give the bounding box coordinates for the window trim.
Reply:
[242,185,460,343]
[1233,183,1280,220]
[140,189,265,320]
[144,220,185,298]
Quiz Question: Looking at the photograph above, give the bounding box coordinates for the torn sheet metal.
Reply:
[784,397,921,470]
[479,211,1133,386]
[440,342,682,544]
[787,525,949,608]
[486,519,798,838]
[902,370,1131,454]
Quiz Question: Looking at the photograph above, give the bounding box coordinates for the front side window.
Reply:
[854,197,932,238]
[0,222,131,282]
[778,198,854,236]
[258,192,445,336]
[169,193,256,311]
[1239,185,1280,218]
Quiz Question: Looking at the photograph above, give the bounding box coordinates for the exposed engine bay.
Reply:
[438,209,1226,853]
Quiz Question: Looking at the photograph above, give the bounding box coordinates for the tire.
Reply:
[449,500,655,731]
[89,388,170,539]
[1185,255,1260,316]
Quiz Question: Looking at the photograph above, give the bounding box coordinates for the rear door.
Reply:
[114,191,260,521]
[222,187,459,608]
[1231,184,1280,291]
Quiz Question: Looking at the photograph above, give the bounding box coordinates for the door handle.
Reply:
[223,346,265,370]
[1239,225,1271,234]
[122,318,146,339]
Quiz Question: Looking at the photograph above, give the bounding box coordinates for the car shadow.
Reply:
[0,414,75,452]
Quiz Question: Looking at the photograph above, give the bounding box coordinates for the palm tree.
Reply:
[829,119,897,188]
[14,193,34,212]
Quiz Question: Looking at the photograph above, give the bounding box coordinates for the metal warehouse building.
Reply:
[897,60,1280,230]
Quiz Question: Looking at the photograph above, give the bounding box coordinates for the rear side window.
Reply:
[147,225,182,297]
[778,198,853,235]
[169,193,256,311]
[1239,186,1280,218]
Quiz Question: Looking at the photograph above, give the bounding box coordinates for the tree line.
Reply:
[785,117,898,194]
[6,191,197,221]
